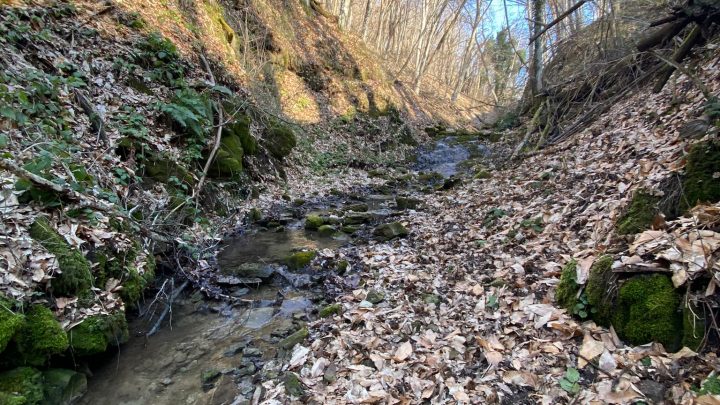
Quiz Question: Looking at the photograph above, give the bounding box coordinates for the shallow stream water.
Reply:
[79,136,479,404]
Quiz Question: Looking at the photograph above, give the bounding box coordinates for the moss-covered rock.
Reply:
[94,243,154,307]
[225,114,257,155]
[0,295,23,353]
[16,306,68,366]
[285,251,316,270]
[144,157,196,186]
[0,367,43,404]
[68,312,129,356]
[209,132,244,179]
[278,327,308,350]
[474,170,492,180]
[42,369,87,404]
[265,122,297,159]
[283,371,305,397]
[366,290,385,305]
[682,140,720,211]
[555,261,579,310]
[304,214,324,230]
[317,225,336,237]
[585,256,614,326]
[373,222,409,240]
[395,197,420,210]
[29,218,92,296]
[616,191,660,235]
[318,303,341,318]
[0,392,25,405]
[612,274,681,351]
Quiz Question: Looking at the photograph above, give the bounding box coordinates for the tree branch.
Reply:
[529,0,588,44]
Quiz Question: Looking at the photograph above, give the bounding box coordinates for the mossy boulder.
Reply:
[616,191,660,235]
[612,274,681,351]
[0,367,43,404]
[395,197,421,210]
[283,371,305,397]
[265,122,297,159]
[585,256,615,325]
[285,251,316,270]
[209,132,244,179]
[29,218,92,296]
[342,212,371,225]
[317,225,336,237]
[366,290,385,305]
[278,327,308,350]
[15,306,68,366]
[144,157,195,186]
[555,261,579,310]
[304,214,325,230]
[68,312,129,356]
[225,114,257,155]
[94,244,155,307]
[474,170,492,180]
[0,295,24,353]
[42,369,87,404]
[682,140,720,211]
[318,303,341,318]
[373,222,409,240]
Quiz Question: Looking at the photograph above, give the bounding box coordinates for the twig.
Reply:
[529,0,588,44]
[74,88,108,144]
[193,104,224,201]
[0,158,172,243]
[146,280,189,337]
[651,44,710,97]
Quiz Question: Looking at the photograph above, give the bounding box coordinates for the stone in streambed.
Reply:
[283,372,305,397]
[285,251,316,270]
[319,304,341,318]
[343,203,369,212]
[343,212,371,225]
[366,290,385,304]
[396,196,421,210]
[373,222,409,240]
[278,327,308,350]
[304,214,324,230]
[42,369,87,405]
[317,225,336,237]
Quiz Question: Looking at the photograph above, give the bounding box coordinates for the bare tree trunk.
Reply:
[361,0,372,40]
[452,0,483,102]
[529,0,545,97]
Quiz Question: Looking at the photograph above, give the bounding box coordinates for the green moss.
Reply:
[0,392,25,405]
[616,191,660,235]
[585,256,614,326]
[612,274,681,351]
[210,132,244,179]
[42,369,87,404]
[248,208,263,222]
[120,267,146,305]
[698,373,720,395]
[265,123,297,159]
[144,157,196,186]
[69,312,129,356]
[372,222,409,240]
[278,327,308,350]
[319,304,341,318]
[681,302,704,351]
[285,251,316,270]
[0,295,23,353]
[317,225,336,236]
[15,306,68,366]
[682,140,720,211]
[304,214,324,230]
[29,218,92,296]
[0,367,43,404]
[283,371,305,397]
[555,261,579,310]
[337,260,349,273]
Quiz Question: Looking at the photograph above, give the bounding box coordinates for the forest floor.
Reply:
[244,51,720,404]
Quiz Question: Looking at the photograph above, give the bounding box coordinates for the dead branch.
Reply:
[193,104,224,201]
[0,158,172,243]
[74,88,107,144]
[529,0,588,44]
[146,279,189,337]
[652,24,703,94]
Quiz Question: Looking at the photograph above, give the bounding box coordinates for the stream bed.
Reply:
[78,135,481,404]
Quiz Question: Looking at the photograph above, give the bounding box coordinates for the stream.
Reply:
[78,135,482,405]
